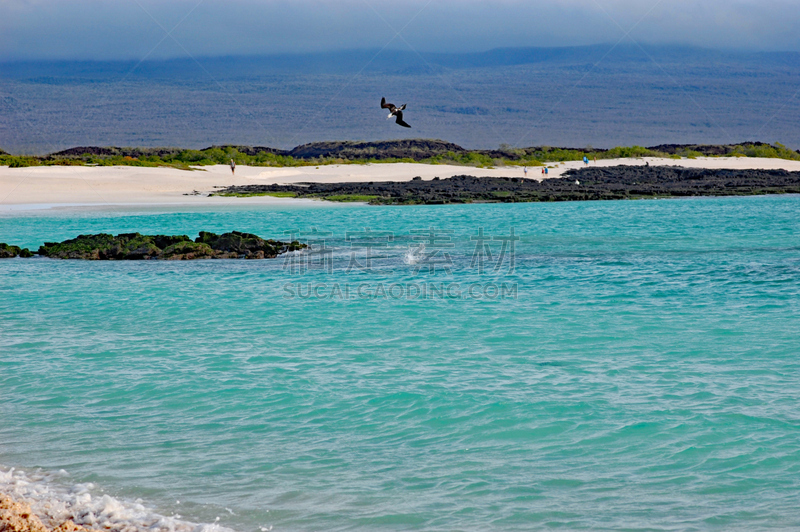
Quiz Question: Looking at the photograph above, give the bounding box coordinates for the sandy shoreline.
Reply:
[2,158,800,210]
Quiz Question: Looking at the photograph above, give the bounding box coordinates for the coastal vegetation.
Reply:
[2,140,799,170]
[0,232,305,260]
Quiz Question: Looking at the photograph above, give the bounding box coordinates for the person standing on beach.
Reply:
[524,166,528,178]
[230,159,236,175]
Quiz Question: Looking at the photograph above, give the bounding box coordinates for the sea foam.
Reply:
[0,466,233,532]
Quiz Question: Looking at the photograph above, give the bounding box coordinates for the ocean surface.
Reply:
[3,45,800,154]
[1,196,800,531]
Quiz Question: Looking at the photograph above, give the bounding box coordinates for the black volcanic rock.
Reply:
[153,234,192,249]
[202,145,286,156]
[160,241,219,260]
[195,230,304,258]
[287,139,467,160]
[0,243,21,258]
[644,142,794,156]
[37,232,306,260]
[561,165,800,197]
[195,230,279,257]
[48,146,187,159]
[124,242,162,260]
[216,166,800,204]
[0,243,33,258]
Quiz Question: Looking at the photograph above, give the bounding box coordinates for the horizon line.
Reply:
[3,43,800,65]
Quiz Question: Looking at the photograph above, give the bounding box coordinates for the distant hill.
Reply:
[17,139,799,164]
[285,139,466,159]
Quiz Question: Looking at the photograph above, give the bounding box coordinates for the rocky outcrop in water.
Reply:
[37,231,305,260]
[0,243,33,258]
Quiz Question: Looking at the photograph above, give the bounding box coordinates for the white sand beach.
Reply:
[1,157,799,210]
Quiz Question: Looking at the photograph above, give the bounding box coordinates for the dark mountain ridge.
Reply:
[41,139,796,162]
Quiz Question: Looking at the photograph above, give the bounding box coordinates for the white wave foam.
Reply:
[0,466,234,532]
[403,243,425,265]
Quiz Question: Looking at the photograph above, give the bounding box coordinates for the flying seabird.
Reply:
[381,97,411,128]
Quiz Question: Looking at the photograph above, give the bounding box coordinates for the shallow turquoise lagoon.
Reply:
[1,196,800,531]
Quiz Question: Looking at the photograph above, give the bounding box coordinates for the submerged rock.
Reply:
[36,232,306,260]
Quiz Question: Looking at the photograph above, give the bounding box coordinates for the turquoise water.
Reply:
[2,196,800,530]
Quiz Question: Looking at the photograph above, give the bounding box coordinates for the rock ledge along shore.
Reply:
[215,166,800,204]
[1,493,96,532]
[0,231,306,260]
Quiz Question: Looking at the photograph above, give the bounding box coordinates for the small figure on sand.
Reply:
[381,97,411,128]
[230,159,236,175]
[524,166,528,177]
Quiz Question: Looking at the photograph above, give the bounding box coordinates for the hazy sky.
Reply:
[2,0,800,61]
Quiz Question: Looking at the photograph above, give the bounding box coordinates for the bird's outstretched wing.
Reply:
[398,104,406,111]
[395,111,411,128]
[381,97,394,110]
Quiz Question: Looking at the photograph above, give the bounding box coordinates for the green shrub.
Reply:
[3,156,38,168]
